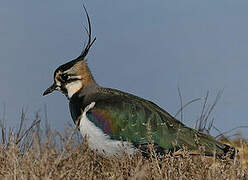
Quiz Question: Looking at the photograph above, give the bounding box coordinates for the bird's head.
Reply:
[43,6,96,99]
[43,58,95,99]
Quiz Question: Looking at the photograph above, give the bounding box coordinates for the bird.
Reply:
[43,7,235,158]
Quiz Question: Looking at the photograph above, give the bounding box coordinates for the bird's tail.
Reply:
[176,127,236,159]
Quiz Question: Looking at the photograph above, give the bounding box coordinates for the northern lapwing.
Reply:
[43,7,235,158]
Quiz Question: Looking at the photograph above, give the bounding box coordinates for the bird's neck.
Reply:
[70,79,100,102]
[69,61,101,108]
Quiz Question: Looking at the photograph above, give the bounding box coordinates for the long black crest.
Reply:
[78,5,96,60]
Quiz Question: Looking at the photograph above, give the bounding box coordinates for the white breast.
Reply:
[79,102,137,157]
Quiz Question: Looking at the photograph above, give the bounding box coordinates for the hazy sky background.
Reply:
[0,0,248,138]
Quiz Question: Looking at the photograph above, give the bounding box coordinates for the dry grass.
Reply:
[0,120,247,179]
[0,136,247,179]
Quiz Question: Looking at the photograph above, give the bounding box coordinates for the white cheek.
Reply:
[66,80,82,98]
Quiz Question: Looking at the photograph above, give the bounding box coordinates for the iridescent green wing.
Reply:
[86,93,230,156]
[86,95,183,150]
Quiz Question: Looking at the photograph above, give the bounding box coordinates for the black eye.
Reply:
[61,74,69,82]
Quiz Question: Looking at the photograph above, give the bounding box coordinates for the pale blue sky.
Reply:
[0,0,248,137]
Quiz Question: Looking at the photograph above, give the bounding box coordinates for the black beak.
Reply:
[43,83,57,96]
